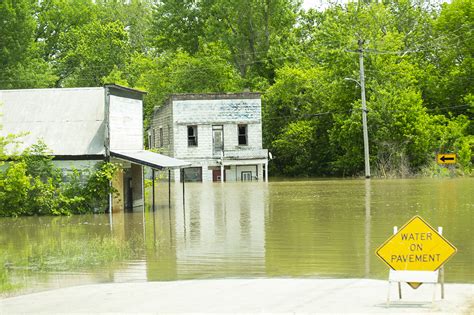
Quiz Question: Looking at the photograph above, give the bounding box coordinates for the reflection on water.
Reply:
[0,178,473,295]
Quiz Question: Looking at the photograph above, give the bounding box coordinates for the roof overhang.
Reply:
[110,150,190,170]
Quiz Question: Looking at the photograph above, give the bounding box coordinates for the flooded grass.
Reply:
[0,234,143,295]
[0,256,20,293]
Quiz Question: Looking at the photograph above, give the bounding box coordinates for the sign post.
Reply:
[376,216,457,295]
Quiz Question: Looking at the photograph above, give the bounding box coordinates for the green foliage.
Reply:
[150,0,207,54]
[133,44,245,126]
[25,235,140,271]
[82,162,119,212]
[429,114,473,174]
[1,232,143,294]
[21,140,60,182]
[1,0,472,177]
[272,120,317,176]
[58,20,130,86]
[0,161,30,216]
[263,1,473,177]
[421,0,473,117]
[59,162,119,215]
[0,0,57,88]
[150,0,299,83]
[0,141,120,216]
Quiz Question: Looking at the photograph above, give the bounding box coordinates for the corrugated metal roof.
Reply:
[0,88,106,156]
[111,150,191,169]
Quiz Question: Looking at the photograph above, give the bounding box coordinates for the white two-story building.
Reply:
[149,93,269,182]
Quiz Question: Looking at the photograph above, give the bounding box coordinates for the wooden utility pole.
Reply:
[358,39,371,179]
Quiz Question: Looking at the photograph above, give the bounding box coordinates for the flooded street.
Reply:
[1,178,473,296]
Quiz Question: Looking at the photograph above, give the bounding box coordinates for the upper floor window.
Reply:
[188,125,198,146]
[148,131,153,149]
[167,124,171,145]
[159,127,163,147]
[152,128,156,148]
[238,124,247,145]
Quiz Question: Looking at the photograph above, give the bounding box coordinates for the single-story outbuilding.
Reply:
[0,85,189,212]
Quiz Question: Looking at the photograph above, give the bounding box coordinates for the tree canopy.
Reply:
[0,0,472,176]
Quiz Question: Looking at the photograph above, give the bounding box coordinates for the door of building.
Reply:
[241,171,252,181]
[125,177,133,210]
[212,169,225,182]
[212,125,223,156]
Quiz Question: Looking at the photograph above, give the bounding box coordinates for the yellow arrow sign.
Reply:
[376,216,457,272]
[437,153,456,164]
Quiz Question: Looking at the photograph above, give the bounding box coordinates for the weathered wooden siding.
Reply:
[149,100,173,156]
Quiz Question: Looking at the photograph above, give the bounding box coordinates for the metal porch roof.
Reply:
[110,150,190,169]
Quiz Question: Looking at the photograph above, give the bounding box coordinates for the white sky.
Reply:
[302,0,451,11]
[302,0,345,11]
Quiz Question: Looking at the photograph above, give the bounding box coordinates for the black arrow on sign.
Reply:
[440,156,454,162]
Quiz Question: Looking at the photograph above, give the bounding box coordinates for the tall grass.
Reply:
[0,233,143,295]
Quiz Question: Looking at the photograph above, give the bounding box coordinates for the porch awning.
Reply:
[110,150,190,170]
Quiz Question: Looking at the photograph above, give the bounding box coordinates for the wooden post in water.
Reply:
[181,168,187,241]
[182,169,185,210]
[168,169,171,208]
[152,169,156,212]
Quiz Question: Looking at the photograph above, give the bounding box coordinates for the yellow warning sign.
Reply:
[376,216,457,272]
[437,153,456,164]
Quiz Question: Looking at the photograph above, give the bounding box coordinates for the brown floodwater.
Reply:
[0,178,472,296]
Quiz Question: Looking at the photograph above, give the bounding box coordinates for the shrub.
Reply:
[0,142,120,216]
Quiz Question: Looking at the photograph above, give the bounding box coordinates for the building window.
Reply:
[152,128,156,148]
[148,132,152,149]
[187,125,198,146]
[167,124,171,145]
[181,167,202,182]
[238,124,247,145]
[159,127,163,147]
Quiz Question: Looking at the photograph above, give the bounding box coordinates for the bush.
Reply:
[0,142,119,216]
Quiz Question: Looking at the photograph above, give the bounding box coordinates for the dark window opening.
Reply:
[152,129,156,148]
[188,125,197,146]
[159,127,163,147]
[167,124,171,145]
[238,124,247,145]
[181,167,202,182]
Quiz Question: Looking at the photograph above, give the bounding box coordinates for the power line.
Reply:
[262,104,471,122]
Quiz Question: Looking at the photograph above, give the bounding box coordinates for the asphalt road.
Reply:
[1,278,473,314]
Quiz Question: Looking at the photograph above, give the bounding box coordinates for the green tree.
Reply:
[36,0,98,63]
[271,120,318,176]
[150,0,300,84]
[134,43,244,126]
[419,0,473,117]
[150,0,207,54]
[0,0,56,88]
[96,0,154,53]
[57,20,131,86]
